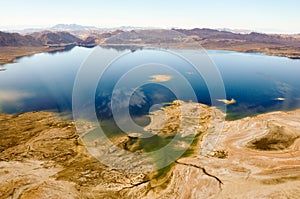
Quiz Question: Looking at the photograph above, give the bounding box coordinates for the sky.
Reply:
[0,0,299,33]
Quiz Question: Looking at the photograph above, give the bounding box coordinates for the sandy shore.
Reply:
[0,46,65,65]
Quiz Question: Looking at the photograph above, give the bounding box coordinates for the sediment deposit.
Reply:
[0,101,299,198]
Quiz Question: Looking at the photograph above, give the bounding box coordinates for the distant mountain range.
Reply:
[0,31,82,46]
[1,27,300,47]
[0,29,125,47]
[3,24,300,35]
[51,24,99,31]
[3,24,158,34]
[173,28,300,46]
[217,28,252,34]
[49,24,157,31]
[0,26,299,59]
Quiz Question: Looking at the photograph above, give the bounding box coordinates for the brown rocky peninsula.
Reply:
[0,46,65,65]
[0,101,299,198]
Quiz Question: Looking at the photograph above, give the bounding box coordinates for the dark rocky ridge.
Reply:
[1,28,300,62]
[30,31,83,45]
[0,31,41,46]
[0,31,83,47]
[2,28,300,48]
[173,28,300,46]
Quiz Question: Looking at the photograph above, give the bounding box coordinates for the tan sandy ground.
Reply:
[149,75,172,82]
[0,101,299,198]
[0,46,64,65]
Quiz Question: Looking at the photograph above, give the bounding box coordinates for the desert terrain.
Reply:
[1,28,300,65]
[0,101,299,198]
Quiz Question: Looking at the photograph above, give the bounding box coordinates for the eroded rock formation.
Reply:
[0,101,299,198]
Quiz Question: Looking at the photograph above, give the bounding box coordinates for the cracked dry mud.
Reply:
[0,101,300,198]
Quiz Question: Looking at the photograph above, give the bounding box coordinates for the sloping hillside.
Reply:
[30,31,82,45]
[0,31,41,46]
[173,28,300,58]
[104,29,192,45]
[173,28,300,46]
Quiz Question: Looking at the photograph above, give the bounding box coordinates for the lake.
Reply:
[1,46,300,120]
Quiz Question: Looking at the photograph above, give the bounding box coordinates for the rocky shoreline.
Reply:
[0,101,299,198]
[0,45,78,65]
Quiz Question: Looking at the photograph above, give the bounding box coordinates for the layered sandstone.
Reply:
[0,101,299,198]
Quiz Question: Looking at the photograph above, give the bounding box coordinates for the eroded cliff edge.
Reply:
[0,101,299,198]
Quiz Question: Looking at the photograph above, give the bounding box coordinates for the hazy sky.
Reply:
[1,0,299,33]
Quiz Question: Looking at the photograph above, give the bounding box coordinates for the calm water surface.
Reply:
[0,46,300,120]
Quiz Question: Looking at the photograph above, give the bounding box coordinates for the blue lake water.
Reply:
[0,46,300,120]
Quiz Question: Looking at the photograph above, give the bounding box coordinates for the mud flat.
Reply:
[0,101,299,198]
